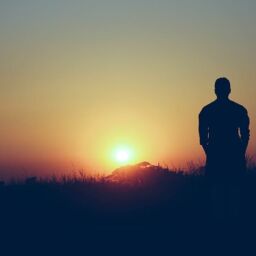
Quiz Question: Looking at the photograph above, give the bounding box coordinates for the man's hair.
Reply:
[215,77,231,97]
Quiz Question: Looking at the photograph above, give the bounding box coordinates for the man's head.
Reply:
[215,77,231,100]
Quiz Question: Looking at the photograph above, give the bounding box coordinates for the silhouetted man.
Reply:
[199,77,250,219]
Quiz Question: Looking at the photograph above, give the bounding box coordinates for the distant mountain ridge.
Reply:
[106,161,176,184]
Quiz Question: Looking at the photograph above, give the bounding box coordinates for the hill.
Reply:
[106,161,183,184]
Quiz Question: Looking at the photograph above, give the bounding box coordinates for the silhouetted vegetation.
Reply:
[2,162,256,254]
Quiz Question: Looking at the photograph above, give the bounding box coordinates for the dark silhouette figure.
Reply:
[199,77,250,218]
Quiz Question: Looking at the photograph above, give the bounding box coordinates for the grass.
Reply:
[2,163,256,254]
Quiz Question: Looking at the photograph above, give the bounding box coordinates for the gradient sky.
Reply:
[0,0,256,178]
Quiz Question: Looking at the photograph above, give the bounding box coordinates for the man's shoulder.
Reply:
[200,100,248,113]
[229,100,248,113]
[200,100,217,114]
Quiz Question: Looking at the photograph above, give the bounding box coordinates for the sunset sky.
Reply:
[0,0,256,178]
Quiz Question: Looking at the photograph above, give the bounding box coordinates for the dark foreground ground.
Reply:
[1,166,256,255]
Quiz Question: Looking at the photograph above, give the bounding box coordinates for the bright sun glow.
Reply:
[114,147,133,164]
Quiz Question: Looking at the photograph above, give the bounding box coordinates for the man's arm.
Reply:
[199,108,209,155]
[240,108,250,154]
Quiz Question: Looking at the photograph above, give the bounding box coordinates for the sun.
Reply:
[116,150,129,162]
[113,147,133,165]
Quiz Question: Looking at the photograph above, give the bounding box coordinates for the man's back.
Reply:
[199,77,250,180]
[199,99,250,148]
[199,78,250,219]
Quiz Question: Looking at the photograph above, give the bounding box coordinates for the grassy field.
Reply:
[1,162,256,254]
